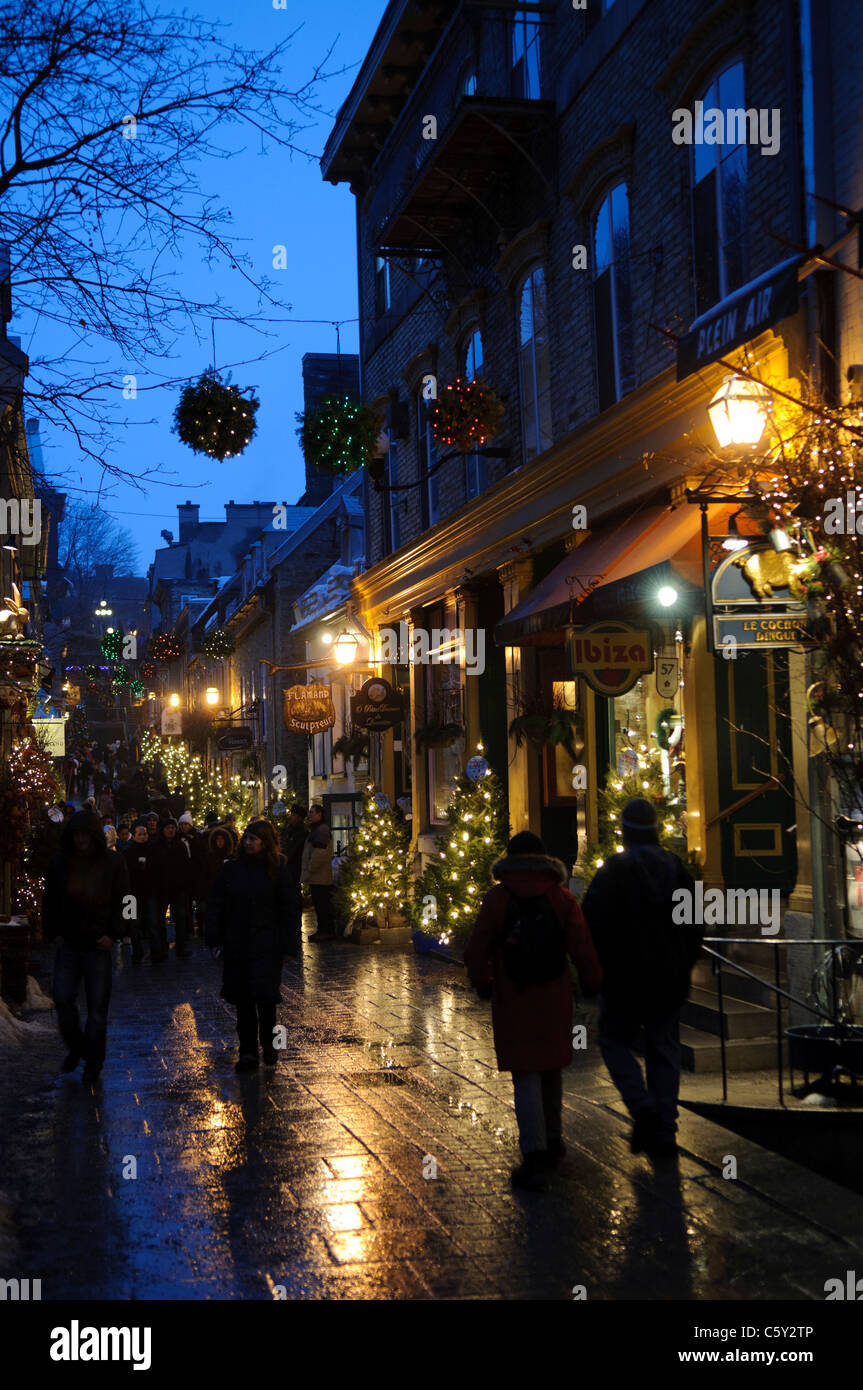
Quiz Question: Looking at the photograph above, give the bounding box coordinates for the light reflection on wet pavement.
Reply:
[2,921,862,1300]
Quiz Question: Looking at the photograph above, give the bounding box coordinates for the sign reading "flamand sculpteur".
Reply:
[283,683,335,734]
[566,622,654,697]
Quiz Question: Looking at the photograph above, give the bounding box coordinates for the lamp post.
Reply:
[707,374,774,450]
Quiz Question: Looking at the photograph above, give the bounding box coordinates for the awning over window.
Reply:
[494,503,733,647]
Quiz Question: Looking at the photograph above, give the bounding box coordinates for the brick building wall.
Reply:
[350,0,824,571]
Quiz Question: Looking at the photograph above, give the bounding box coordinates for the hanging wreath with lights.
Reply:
[201,627,235,659]
[111,664,131,688]
[297,395,383,477]
[100,631,123,662]
[84,663,100,681]
[130,678,145,698]
[173,370,260,461]
[150,633,184,664]
[431,378,505,453]
[140,658,156,680]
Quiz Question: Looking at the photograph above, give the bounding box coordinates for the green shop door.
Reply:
[713,650,797,893]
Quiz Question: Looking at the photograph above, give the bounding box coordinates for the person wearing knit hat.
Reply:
[149,817,195,960]
[464,829,603,1191]
[205,819,301,1071]
[581,798,701,1159]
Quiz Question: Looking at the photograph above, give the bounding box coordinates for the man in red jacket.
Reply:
[465,831,602,1190]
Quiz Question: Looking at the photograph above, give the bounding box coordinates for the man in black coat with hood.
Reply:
[42,809,130,1083]
[581,797,701,1158]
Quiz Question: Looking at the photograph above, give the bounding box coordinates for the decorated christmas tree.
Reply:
[140,731,256,824]
[334,785,413,930]
[418,757,509,948]
[581,739,688,886]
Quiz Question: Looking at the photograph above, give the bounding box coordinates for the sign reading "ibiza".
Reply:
[566,622,654,697]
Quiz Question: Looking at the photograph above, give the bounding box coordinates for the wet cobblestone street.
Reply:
[2,922,862,1301]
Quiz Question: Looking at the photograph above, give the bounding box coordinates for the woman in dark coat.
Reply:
[205,820,301,1072]
[464,830,602,1189]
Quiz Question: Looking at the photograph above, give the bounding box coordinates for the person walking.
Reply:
[464,831,603,1191]
[301,805,335,941]
[200,824,235,923]
[126,820,157,964]
[177,812,204,932]
[581,798,701,1159]
[149,818,194,960]
[279,804,307,896]
[205,820,301,1072]
[42,809,131,1084]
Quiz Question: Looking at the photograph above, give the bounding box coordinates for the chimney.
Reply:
[178,500,199,542]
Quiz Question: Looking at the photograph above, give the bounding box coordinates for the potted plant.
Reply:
[332,728,371,764]
[509,707,584,761]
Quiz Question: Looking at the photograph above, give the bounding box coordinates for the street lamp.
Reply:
[333,629,360,665]
[657,586,678,608]
[707,374,773,449]
[169,692,180,708]
[205,687,219,706]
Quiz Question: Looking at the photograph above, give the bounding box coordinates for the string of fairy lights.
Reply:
[140,730,256,823]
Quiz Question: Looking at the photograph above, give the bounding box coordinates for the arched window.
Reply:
[593,182,635,410]
[692,59,747,313]
[462,328,487,500]
[517,266,553,461]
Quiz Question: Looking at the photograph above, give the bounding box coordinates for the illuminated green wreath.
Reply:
[297,396,383,477]
[100,631,123,661]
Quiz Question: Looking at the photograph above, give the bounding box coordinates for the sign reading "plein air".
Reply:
[566,622,653,697]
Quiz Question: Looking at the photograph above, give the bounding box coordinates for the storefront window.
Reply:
[607,650,686,845]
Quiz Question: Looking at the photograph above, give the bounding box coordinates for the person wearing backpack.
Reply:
[464,830,603,1191]
[581,797,701,1159]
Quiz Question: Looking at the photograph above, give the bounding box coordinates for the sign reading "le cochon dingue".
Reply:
[566,622,654,697]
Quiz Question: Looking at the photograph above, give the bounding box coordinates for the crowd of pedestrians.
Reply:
[40,742,703,1187]
[40,742,340,1080]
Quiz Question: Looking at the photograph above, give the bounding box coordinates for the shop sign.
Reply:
[216,725,254,751]
[161,709,182,736]
[712,544,808,607]
[713,614,809,649]
[676,256,799,381]
[283,683,335,734]
[566,622,653,697]
[32,716,66,757]
[655,658,678,699]
[350,678,404,731]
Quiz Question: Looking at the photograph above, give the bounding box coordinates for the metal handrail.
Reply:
[692,938,863,1106]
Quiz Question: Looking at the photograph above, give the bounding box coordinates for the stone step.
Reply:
[692,957,781,1009]
[681,986,778,1039]
[680,1023,786,1073]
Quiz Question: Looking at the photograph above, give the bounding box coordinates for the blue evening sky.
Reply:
[20,0,384,570]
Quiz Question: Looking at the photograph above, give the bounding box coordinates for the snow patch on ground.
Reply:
[0,997,53,1046]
